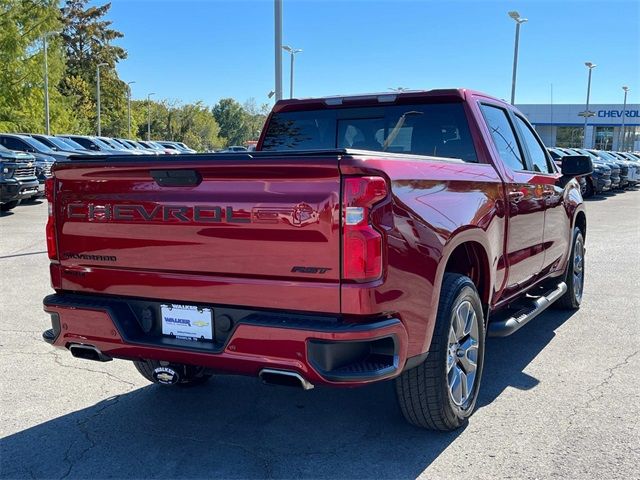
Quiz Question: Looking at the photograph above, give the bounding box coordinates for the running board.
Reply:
[488,282,567,337]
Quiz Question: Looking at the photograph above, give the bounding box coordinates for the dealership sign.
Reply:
[597,109,639,118]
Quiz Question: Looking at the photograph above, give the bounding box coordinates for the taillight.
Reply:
[45,177,57,260]
[342,176,388,282]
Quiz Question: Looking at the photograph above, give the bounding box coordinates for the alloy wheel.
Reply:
[447,300,479,408]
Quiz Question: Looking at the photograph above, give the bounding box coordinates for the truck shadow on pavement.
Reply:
[1,310,575,479]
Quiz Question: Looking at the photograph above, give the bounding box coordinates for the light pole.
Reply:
[127,81,136,138]
[274,0,283,101]
[581,62,597,148]
[620,86,629,151]
[96,62,108,136]
[282,45,302,99]
[508,11,527,105]
[42,31,59,135]
[147,93,155,141]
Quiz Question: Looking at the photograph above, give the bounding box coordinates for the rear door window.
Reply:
[479,104,526,171]
[513,115,555,174]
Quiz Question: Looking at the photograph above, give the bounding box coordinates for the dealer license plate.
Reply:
[161,304,213,341]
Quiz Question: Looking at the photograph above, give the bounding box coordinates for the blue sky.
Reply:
[107,0,639,106]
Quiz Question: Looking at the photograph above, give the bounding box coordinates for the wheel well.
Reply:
[444,241,490,314]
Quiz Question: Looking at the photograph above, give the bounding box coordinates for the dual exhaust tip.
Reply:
[68,343,112,362]
[259,368,314,390]
[68,344,314,390]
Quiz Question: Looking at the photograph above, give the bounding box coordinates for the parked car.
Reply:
[0,134,56,197]
[138,140,179,155]
[0,145,39,211]
[42,89,591,431]
[115,138,162,155]
[566,148,621,190]
[550,148,610,196]
[219,145,248,153]
[590,150,636,188]
[547,148,588,195]
[58,135,137,155]
[157,141,197,153]
[28,134,96,156]
[97,136,147,155]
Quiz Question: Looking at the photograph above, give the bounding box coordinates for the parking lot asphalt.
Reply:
[1,191,639,480]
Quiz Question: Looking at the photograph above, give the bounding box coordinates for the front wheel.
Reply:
[0,200,19,211]
[395,273,485,431]
[555,227,585,310]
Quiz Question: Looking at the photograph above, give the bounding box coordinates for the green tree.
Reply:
[131,99,222,151]
[0,0,78,132]
[243,98,270,140]
[212,98,252,146]
[59,0,128,136]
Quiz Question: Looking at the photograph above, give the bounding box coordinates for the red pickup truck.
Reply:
[42,89,591,430]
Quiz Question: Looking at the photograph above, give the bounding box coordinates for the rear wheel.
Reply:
[0,200,19,211]
[555,227,585,310]
[395,273,485,431]
[134,359,212,387]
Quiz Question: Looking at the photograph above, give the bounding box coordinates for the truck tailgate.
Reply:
[52,155,341,312]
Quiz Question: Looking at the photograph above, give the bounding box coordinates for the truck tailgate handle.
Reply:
[150,169,202,187]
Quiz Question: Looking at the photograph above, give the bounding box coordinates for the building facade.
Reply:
[517,104,640,151]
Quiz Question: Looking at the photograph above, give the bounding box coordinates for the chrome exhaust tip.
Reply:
[68,343,112,362]
[259,368,314,390]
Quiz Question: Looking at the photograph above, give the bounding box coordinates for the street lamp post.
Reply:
[96,62,108,136]
[274,0,283,101]
[42,31,59,135]
[508,11,527,105]
[127,81,136,138]
[581,62,597,148]
[282,45,302,99]
[620,86,629,151]
[147,93,155,141]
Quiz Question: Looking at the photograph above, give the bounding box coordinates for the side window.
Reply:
[2,137,26,151]
[479,104,526,171]
[514,115,554,174]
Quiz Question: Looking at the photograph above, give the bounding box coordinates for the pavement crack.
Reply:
[48,350,138,388]
[59,395,122,480]
[567,349,639,424]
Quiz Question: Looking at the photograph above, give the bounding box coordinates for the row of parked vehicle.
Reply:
[547,147,640,197]
[0,133,196,212]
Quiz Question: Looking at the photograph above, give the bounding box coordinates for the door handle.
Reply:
[508,191,524,203]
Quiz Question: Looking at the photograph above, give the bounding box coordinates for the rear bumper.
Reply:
[43,293,408,386]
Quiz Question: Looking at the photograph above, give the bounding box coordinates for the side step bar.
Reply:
[488,282,567,337]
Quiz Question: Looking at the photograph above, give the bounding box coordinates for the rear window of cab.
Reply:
[261,102,478,162]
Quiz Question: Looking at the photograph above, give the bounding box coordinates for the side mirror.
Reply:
[561,155,592,177]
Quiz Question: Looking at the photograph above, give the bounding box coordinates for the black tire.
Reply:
[134,359,212,387]
[395,273,485,431]
[583,179,595,198]
[555,227,585,310]
[0,200,19,211]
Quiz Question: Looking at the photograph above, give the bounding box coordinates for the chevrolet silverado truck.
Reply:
[0,145,39,211]
[41,89,591,430]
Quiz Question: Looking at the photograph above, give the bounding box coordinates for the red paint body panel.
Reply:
[45,88,585,385]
